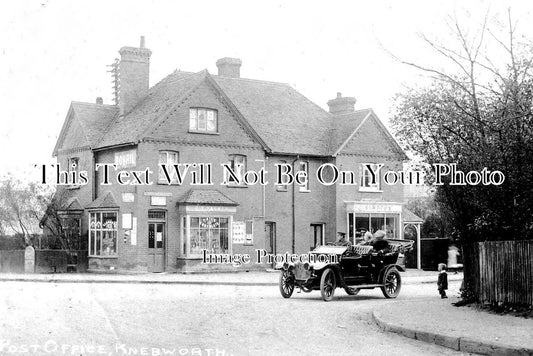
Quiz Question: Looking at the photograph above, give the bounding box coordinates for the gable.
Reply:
[339,113,405,159]
[144,78,260,147]
[54,109,90,155]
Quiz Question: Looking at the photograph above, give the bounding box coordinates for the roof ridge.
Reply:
[71,101,118,109]
[212,74,289,86]
[332,108,373,117]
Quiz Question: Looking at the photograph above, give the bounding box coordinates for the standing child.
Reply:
[437,263,448,298]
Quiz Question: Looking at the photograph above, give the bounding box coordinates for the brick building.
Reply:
[51,38,422,272]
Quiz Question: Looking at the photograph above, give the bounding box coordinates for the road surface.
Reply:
[0,279,473,355]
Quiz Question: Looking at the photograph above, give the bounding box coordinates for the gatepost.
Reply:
[24,246,35,273]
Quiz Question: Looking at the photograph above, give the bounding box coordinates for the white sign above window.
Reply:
[115,149,137,169]
[151,196,167,206]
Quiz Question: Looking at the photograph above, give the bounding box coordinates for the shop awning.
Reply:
[402,207,424,223]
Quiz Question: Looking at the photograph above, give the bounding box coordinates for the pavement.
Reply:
[1,269,531,355]
[373,297,533,356]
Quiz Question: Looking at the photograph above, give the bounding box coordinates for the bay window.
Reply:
[188,217,229,256]
[89,211,118,257]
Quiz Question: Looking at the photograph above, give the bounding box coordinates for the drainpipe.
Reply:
[291,155,300,254]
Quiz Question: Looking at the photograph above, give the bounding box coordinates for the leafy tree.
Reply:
[390,10,533,301]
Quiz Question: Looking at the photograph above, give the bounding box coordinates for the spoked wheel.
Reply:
[381,268,401,298]
[320,268,336,302]
[344,287,360,296]
[279,270,295,298]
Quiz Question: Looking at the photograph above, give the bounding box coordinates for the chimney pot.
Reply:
[96,97,103,104]
[140,36,145,48]
[337,92,342,98]
[216,57,242,78]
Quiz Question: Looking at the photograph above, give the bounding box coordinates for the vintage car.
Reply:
[278,239,414,301]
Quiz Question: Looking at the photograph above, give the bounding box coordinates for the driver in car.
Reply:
[335,232,352,247]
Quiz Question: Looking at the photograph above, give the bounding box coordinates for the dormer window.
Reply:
[189,108,218,133]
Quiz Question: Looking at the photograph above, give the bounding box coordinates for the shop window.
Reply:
[89,211,118,257]
[348,212,399,241]
[225,154,246,186]
[158,151,179,184]
[360,163,382,192]
[189,108,218,133]
[188,217,229,256]
[299,161,310,192]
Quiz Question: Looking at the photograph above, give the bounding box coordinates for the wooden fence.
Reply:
[466,240,533,306]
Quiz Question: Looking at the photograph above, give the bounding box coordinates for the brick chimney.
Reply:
[327,92,356,114]
[119,36,151,115]
[216,57,242,78]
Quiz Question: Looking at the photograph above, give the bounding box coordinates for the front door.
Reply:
[265,222,276,267]
[148,222,165,272]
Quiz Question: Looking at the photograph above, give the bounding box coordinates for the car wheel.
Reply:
[381,268,401,298]
[279,270,295,298]
[344,287,360,296]
[320,268,336,302]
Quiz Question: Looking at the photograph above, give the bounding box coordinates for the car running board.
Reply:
[352,284,384,289]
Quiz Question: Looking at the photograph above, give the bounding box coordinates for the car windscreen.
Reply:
[311,246,348,255]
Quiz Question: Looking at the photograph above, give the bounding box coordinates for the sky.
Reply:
[1,0,532,183]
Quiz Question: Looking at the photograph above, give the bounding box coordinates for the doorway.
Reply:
[265,222,276,267]
[148,210,166,272]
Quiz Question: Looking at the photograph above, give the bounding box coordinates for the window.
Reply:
[348,212,399,242]
[276,160,288,191]
[189,217,229,255]
[189,108,218,133]
[299,161,310,192]
[225,154,246,186]
[158,151,179,184]
[360,163,382,192]
[68,157,79,174]
[310,224,324,250]
[89,211,118,257]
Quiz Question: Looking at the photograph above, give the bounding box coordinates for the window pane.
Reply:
[206,110,216,132]
[198,109,206,130]
[156,223,164,248]
[95,231,101,256]
[371,213,385,234]
[355,214,370,234]
[386,215,398,239]
[189,109,197,130]
[89,231,95,255]
[102,231,116,256]
[148,223,155,249]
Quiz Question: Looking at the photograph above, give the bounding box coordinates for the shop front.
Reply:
[345,201,403,243]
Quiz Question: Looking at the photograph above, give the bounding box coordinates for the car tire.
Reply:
[320,268,336,302]
[344,287,360,296]
[279,270,295,298]
[381,268,401,298]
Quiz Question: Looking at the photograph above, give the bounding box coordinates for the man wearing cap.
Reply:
[335,232,352,247]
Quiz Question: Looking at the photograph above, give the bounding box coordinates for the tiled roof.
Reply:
[71,102,119,147]
[59,197,83,211]
[177,189,238,206]
[79,67,405,159]
[96,71,204,149]
[402,207,424,223]
[330,109,372,153]
[212,76,333,156]
[86,191,118,209]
